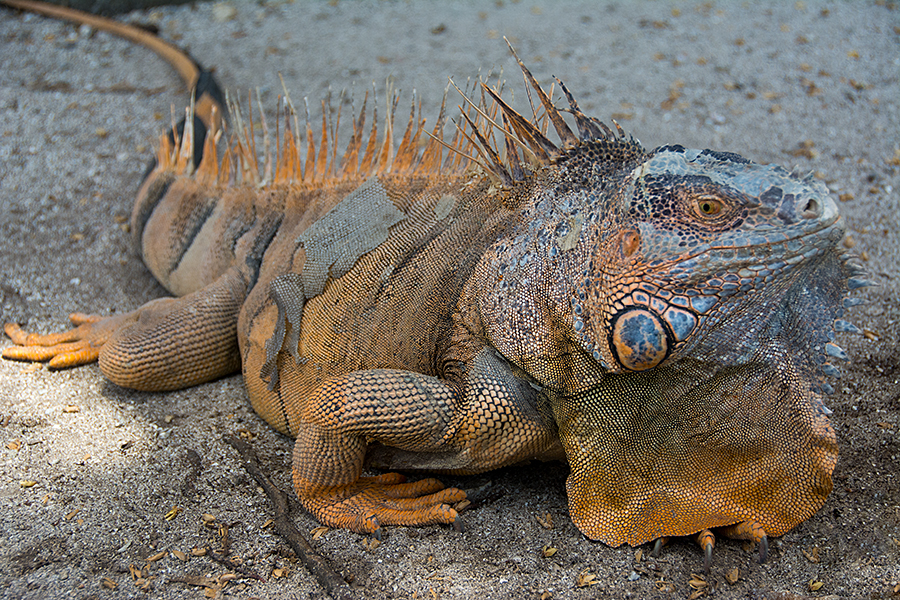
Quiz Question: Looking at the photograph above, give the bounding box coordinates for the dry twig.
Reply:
[223,434,354,600]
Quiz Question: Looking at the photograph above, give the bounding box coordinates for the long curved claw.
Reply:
[696,529,715,573]
[452,515,465,533]
[719,521,768,563]
[295,472,467,535]
[650,536,669,558]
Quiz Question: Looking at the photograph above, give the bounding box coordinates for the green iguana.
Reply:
[1,0,867,568]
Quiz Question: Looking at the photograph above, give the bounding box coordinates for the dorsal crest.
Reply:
[154,40,643,191]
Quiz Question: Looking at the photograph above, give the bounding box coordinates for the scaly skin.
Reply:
[2,1,864,563]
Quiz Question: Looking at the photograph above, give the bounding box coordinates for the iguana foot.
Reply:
[649,532,713,571]
[3,313,129,368]
[719,520,768,563]
[295,472,466,534]
[650,523,766,571]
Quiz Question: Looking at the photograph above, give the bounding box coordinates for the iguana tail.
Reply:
[0,0,225,172]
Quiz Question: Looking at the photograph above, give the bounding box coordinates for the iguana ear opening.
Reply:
[552,357,837,546]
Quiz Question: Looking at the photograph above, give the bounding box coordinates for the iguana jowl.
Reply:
[3,0,867,563]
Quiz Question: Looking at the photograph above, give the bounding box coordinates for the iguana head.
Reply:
[574,144,847,378]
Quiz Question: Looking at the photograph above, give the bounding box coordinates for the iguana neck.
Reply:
[470,166,623,393]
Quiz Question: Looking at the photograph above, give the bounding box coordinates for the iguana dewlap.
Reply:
[3,0,865,559]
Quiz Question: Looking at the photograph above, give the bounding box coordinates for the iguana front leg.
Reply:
[3,268,247,391]
[292,349,562,534]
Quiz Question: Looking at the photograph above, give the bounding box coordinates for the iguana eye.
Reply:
[694,196,723,217]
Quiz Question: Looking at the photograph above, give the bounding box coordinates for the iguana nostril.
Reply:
[801,197,820,219]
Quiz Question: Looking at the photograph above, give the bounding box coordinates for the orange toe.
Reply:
[295,473,467,534]
[69,313,103,326]
[47,345,101,368]
[696,529,715,572]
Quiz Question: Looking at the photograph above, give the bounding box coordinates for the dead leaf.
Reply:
[100,577,117,589]
[171,574,222,590]
[789,139,819,159]
[689,573,708,590]
[575,568,599,587]
[535,512,553,529]
[725,567,739,584]
[655,580,675,592]
[362,536,380,551]
[128,564,147,580]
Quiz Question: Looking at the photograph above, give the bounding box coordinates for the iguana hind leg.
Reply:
[3,267,247,391]
[651,522,764,571]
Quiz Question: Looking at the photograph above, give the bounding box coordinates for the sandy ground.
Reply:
[0,1,898,599]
